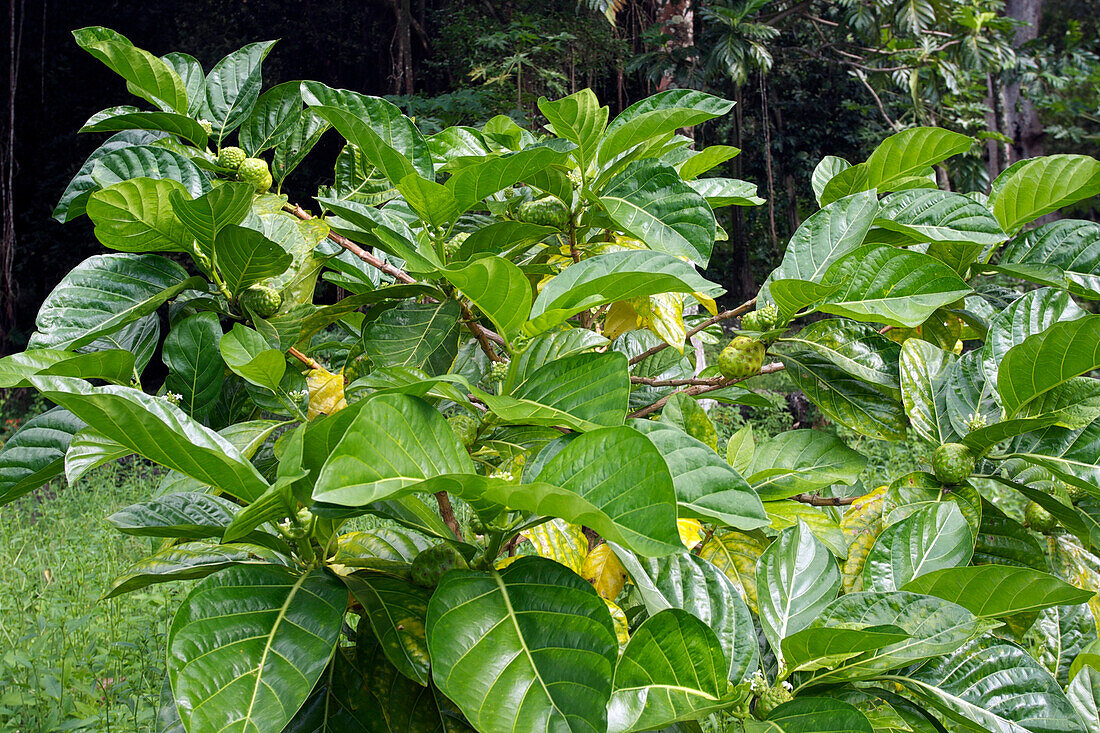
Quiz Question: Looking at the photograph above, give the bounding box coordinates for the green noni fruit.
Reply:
[718,336,765,379]
[448,414,479,448]
[237,157,272,194]
[239,284,282,318]
[410,543,469,587]
[1024,501,1058,533]
[932,443,975,485]
[217,146,247,170]
[754,685,794,719]
[444,232,469,259]
[515,197,570,228]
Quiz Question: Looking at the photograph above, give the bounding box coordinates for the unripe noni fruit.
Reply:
[718,336,765,379]
[1067,483,1091,503]
[443,232,469,259]
[931,443,975,485]
[448,414,479,448]
[740,310,763,332]
[1024,501,1058,534]
[754,685,794,720]
[410,543,469,587]
[239,284,282,318]
[199,119,213,136]
[237,157,272,194]
[489,360,509,383]
[217,146,247,170]
[756,303,779,329]
[515,197,570,228]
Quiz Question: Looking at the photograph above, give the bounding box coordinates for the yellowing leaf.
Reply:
[605,598,630,645]
[698,529,769,611]
[677,518,704,549]
[581,543,628,600]
[494,554,523,570]
[839,487,886,594]
[632,292,686,352]
[604,300,642,341]
[306,367,346,419]
[1051,535,1100,629]
[523,518,589,573]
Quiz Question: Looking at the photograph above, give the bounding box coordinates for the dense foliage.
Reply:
[3,26,1100,732]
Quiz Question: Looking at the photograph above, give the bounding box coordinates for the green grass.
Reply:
[0,458,175,732]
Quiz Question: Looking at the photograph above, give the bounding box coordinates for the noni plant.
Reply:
[3,26,1100,732]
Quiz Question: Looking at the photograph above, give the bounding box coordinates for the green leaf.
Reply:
[30,376,271,502]
[993,219,1100,299]
[811,156,851,205]
[629,419,768,530]
[895,635,1082,733]
[106,541,284,598]
[899,338,959,445]
[202,40,278,144]
[1037,603,1098,687]
[89,143,209,198]
[864,503,973,592]
[803,592,994,684]
[239,80,303,155]
[901,565,1093,618]
[213,224,293,293]
[780,626,910,675]
[972,509,1047,571]
[1068,665,1100,733]
[510,328,608,385]
[107,492,241,539]
[86,177,193,253]
[608,547,760,684]
[1005,418,1100,499]
[440,256,531,340]
[753,698,874,732]
[162,51,204,115]
[726,423,755,475]
[0,407,84,506]
[219,324,286,393]
[998,315,1100,416]
[688,177,764,208]
[313,394,473,506]
[272,109,330,184]
[600,160,717,266]
[528,250,722,334]
[756,521,841,666]
[80,106,208,147]
[169,183,254,255]
[342,571,431,686]
[608,609,732,733]
[982,287,1086,388]
[168,564,345,733]
[875,189,1006,246]
[77,38,188,113]
[599,90,734,166]
[677,145,740,180]
[989,154,1100,233]
[53,131,167,222]
[747,429,867,501]
[538,89,608,170]
[512,351,629,427]
[761,191,879,301]
[28,253,203,354]
[425,556,618,733]
[447,140,575,214]
[0,349,135,389]
[362,300,460,376]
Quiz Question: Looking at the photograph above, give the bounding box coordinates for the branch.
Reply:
[434,491,465,540]
[462,301,504,362]
[791,493,858,506]
[630,374,725,387]
[285,204,416,284]
[288,346,324,371]
[627,361,785,418]
[628,298,757,366]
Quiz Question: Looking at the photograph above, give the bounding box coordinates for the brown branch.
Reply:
[288,346,324,370]
[462,302,504,362]
[627,361,785,418]
[628,298,757,366]
[791,493,858,506]
[434,491,464,540]
[285,204,416,284]
[630,374,725,387]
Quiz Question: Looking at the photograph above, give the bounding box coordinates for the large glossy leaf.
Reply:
[272,109,330,184]
[994,219,1100,299]
[31,376,271,502]
[875,189,1005,246]
[447,140,574,213]
[751,698,874,731]
[600,160,717,266]
[972,508,1047,571]
[239,80,302,155]
[169,183,254,255]
[1036,603,1098,687]
[28,254,201,353]
[162,51,204,114]
[168,564,345,733]
[628,419,768,529]
[202,41,278,144]
[802,592,994,687]
[538,89,607,170]
[89,144,209,198]
[780,626,909,675]
[998,315,1100,416]
[779,320,901,396]
[864,503,973,592]
[611,547,759,683]
[1068,665,1100,733]
[756,521,840,667]
[899,338,959,445]
[528,250,722,334]
[218,324,286,394]
[901,565,1093,619]
[106,541,285,598]
[1005,418,1100,498]
[342,571,432,686]
[747,430,867,501]
[598,90,734,166]
[440,256,531,339]
[0,407,84,506]
[53,131,166,222]
[989,154,1100,233]
[313,393,473,506]
[689,177,763,207]
[77,37,188,113]
[0,349,135,389]
[425,556,617,733]
[80,106,208,147]
[982,288,1086,388]
[896,635,1083,733]
[107,492,240,539]
[362,300,460,376]
[761,191,879,300]
[512,351,629,427]
[86,177,195,253]
[697,529,769,612]
[607,609,732,733]
[212,224,293,293]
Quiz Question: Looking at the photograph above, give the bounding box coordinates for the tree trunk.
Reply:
[728,85,757,300]
[654,0,693,91]
[1002,0,1045,161]
[0,0,23,349]
[390,0,414,95]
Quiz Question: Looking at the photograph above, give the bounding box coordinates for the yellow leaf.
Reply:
[494,554,523,570]
[604,300,642,341]
[839,487,886,594]
[677,518,704,549]
[698,529,769,611]
[306,367,347,419]
[581,543,628,600]
[605,598,630,645]
[1051,535,1100,629]
[523,518,589,574]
